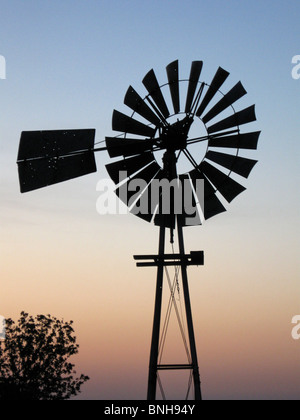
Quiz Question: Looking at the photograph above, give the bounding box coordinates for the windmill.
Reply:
[17,60,260,400]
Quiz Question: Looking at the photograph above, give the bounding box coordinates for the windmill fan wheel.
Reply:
[105,60,260,228]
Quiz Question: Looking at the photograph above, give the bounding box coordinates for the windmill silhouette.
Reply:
[17,60,260,400]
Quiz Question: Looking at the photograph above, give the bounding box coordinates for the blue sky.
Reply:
[0,0,299,400]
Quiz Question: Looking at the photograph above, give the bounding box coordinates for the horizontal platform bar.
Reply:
[134,251,204,267]
[157,364,193,370]
[136,261,190,267]
[134,253,186,260]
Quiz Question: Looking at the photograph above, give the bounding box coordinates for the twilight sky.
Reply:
[0,0,299,400]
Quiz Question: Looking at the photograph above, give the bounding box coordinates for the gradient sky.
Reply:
[0,0,299,400]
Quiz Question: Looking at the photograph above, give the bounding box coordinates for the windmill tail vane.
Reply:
[16,59,260,400]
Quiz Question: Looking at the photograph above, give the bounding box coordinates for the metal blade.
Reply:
[177,173,201,227]
[189,169,226,220]
[131,211,153,223]
[152,172,178,229]
[124,86,161,126]
[18,152,96,193]
[207,105,256,134]
[115,161,161,207]
[153,171,201,229]
[142,69,170,119]
[202,81,247,124]
[130,193,154,223]
[17,129,96,161]
[129,169,164,223]
[105,152,154,185]
[208,131,260,150]
[105,137,154,158]
[196,67,230,117]
[185,61,203,113]
[166,60,180,114]
[205,151,258,178]
[200,160,246,203]
[112,110,156,137]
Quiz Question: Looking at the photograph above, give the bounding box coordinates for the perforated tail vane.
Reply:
[17,129,97,193]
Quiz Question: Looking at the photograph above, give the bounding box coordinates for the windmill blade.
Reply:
[207,105,256,134]
[153,175,193,228]
[209,131,260,150]
[129,168,165,223]
[177,173,201,227]
[185,61,203,114]
[112,110,156,137]
[196,67,230,117]
[166,60,180,114]
[131,209,153,223]
[105,137,154,158]
[124,86,161,126]
[18,152,96,193]
[200,160,246,203]
[116,161,161,207]
[189,169,226,220]
[153,174,195,229]
[105,152,154,185]
[17,129,97,193]
[142,69,170,119]
[130,189,155,223]
[205,151,258,178]
[202,81,247,124]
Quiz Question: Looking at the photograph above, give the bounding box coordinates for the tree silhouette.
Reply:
[0,312,89,400]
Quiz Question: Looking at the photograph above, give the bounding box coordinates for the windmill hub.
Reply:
[158,115,193,152]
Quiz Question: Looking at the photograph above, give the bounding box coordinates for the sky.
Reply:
[0,0,299,400]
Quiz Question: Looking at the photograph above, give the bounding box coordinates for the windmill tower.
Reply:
[17,60,260,400]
